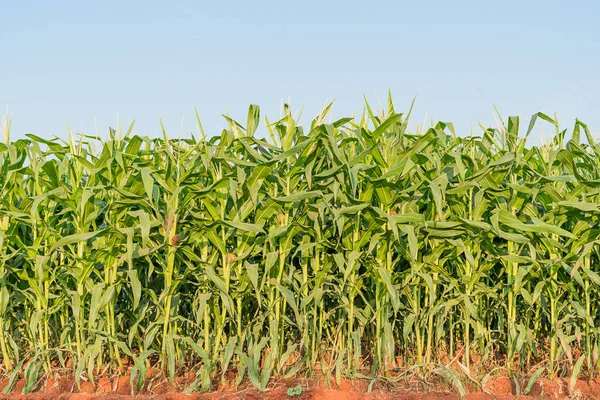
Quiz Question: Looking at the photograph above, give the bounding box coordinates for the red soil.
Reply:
[0,376,599,399]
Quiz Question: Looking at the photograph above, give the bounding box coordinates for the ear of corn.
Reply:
[1,100,600,391]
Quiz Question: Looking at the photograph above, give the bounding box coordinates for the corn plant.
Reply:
[1,99,600,393]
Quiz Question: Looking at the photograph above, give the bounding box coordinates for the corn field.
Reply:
[1,99,600,392]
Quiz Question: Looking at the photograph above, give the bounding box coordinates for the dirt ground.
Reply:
[1,375,600,400]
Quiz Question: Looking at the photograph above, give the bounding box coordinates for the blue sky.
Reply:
[2,0,599,142]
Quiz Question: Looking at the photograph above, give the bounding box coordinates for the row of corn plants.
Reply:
[1,98,600,392]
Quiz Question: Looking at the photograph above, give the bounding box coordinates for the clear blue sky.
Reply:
[2,0,599,142]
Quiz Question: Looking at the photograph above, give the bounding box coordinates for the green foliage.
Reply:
[287,385,303,397]
[1,99,600,394]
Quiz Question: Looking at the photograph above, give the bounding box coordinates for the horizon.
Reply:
[3,100,595,148]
